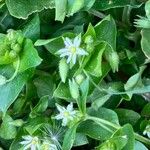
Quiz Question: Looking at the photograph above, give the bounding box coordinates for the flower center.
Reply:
[69,46,76,54]
[31,137,38,145]
[64,111,70,117]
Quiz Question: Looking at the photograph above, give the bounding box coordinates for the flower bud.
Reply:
[59,58,69,83]
[106,51,119,73]
[9,50,17,59]
[84,35,94,44]
[100,142,116,150]
[17,35,24,45]
[7,29,16,42]
[86,44,94,53]
[69,79,79,99]
[75,74,84,85]
[13,43,21,53]
[0,47,7,56]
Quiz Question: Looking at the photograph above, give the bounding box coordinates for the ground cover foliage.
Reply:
[0,0,150,150]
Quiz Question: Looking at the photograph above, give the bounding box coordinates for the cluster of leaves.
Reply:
[0,0,150,150]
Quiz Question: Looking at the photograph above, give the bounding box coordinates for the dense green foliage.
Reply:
[0,0,150,150]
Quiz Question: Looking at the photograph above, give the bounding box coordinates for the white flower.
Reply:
[41,141,58,150]
[20,135,40,150]
[57,36,88,64]
[55,103,76,126]
[143,125,150,138]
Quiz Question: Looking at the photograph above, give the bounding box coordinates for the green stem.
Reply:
[135,133,150,146]
[86,115,150,146]
[122,6,132,26]
[96,121,114,133]
[83,70,108,93]
[89,9,106,19]
[86,116,119,129]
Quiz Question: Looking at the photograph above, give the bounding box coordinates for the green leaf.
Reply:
[34,74,55,98]
[78,108,119,140]
[141,103,150,118]
[0,69,33,113]
[94,15,119,72]
[124,66,146,91]
[24,117,48,135]
[0,114,17,139]
[88,107,120,125]
[134,141,148,150]
[55,0,67,22]
[22,14,40,41]
[92,94,112,110]
[141,29,150,59]
[13,97,26,115]
[79,77,89,114]
[29,96,49,118]
[93,0,141,10]
[97,136,127,150]
[74,133,88,146]
[85,42,106,77]
[62,122,80,150]
[53,82,72,100]
[67,0,84,16]
[95,15,116,51]
[83,0,96,10]
[35,36,64,55]
[145,0,150,19]
[19,39,42,72]
[10,126,27,150]
[6,0,55,19]
[115,109,141,126]
[83,23,96,41]
[113,124,135,150]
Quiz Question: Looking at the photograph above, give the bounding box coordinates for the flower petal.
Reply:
[64,37,73,47]
[24,144,31,150]
[67,55,72,64]
[55,114,63,120]
[20,140,31,145]
[22,135,32,141]
[70,110,76,116]
[62,118,68,126]
[57,48,68,54]
[67,103,73,111]
[56,103,65,112]
[60,52,70,57]
[77,48,88,55]
[72,54,77,64]
[31,144,36,150]
[147,132,150,138]
[73,36,81,47]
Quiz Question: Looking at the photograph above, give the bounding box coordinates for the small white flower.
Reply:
[143,125,150,138]
[55,103,76,126]
[57,36,88,64]
[20,135,40,150]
